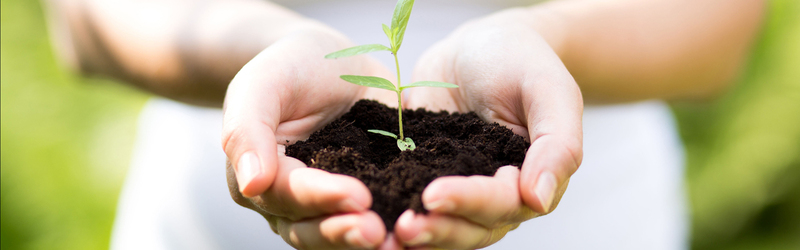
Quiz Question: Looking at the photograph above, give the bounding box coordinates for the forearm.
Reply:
[507,0,765,103]
[47,0,336,106]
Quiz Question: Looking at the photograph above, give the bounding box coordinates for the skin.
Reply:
[222,29,400,249]
[396,0,764,248]
[398,16,582,248]
[46,0,764,249]
[48,0,399,248]
[45,0,317,107]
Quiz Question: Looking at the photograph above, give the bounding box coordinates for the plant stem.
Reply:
[393,52,404,140]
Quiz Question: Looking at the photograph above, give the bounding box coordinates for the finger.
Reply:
[222,124,279,198]
[275,211,386,250]
[221,47,288,197]
[520,136,576,213]
[246,155,372,220]
[221,90,278,198]
[222,32,372,197]
[518,63,584,214]
[394,210,516,249]
[377,234,404,250]
[421,166,538,228]
[227,159,376,241]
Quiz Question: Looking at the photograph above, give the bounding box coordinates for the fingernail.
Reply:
[338,198,364,212]
[397,210,432,246]
[397,210,415,228]
[534,171,557,213]
[424,199,455,213]
[345,228,376,248]
[380,234,399,249]
[406,231,432,246]
[237,152,261,197]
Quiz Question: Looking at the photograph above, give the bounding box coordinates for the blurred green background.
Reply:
[673,0,800,249]
[1,0,147,249]
[1,0,798,249]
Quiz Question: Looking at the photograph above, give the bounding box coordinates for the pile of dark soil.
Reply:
[285,100,529,230]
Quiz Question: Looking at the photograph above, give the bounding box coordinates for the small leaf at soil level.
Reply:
[397,137,416,151]
[324,44,391,59]
[340,75,397,92]
[390,0,415,50]
[368,129,398,139]
[400,81,459,90]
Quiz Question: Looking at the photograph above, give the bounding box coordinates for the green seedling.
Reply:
[324,0,458,151]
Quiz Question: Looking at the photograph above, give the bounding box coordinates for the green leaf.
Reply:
[400,81,459,91]
[397,137,416,151]
[340,75,397,92]
[390,0,415,50]
[392,27,400,46]
[404,137,416,150]
[324,44,391,59]
[382,24,394,48]
[368,129,398,139]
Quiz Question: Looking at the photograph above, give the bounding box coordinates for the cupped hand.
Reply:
[222,27,401,249]
[397,11,584,249]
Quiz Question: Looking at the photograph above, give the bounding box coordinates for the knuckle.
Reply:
[221,120,247,158]
[560,139,583,174]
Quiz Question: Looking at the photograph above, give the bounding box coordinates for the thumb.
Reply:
[221,121,279,198]
[221,54,282,198]
[518,74,584,214]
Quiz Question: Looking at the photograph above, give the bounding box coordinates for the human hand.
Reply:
[222,28,399,249]
[396,10,584,249]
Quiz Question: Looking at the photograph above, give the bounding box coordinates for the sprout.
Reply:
[325,0,458,151]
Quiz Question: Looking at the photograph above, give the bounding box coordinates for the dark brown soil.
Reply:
[285,100,529,230]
